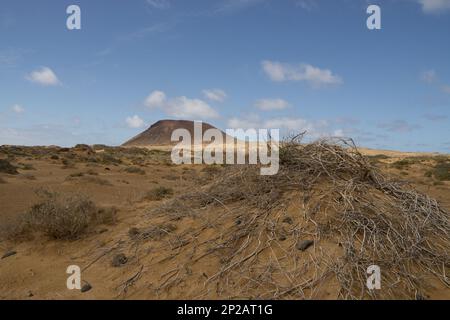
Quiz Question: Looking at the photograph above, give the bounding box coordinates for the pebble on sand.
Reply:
[296,240,314,251]
[81,283,92,293]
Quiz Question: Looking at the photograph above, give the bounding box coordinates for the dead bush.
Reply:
[18,163,35,170]
[433,162,450,181]
[201,165,222,175]
[123,166,146,175]
[66,174,112,186]
[145,136,450,299]
[83,176,112,186]
[143,186,174,201]
[0,159,18,174]
[1,192,117,240]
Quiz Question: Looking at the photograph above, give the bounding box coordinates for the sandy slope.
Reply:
[0,145,449,300]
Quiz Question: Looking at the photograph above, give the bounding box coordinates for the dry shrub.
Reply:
[142,136,449,300]
[201,165,222,175]
[66,174,112,186]
[433,162,450,181]
[61,158,75,169]
[143,186,174,201]
[83,176,112,186]
[0,159,18,174]
[128,223,177,241]
[123,166,146,175]
[93,207,118,225]
[1,192,117,240]
[18,163,35,170]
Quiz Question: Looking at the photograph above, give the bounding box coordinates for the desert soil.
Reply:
[0,145,449,300]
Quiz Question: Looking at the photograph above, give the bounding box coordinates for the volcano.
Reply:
[122,120,228,146]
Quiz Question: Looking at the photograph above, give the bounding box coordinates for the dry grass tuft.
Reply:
[1,191,117,240]
[143,186,174,201]
[0,159,18,174]
[123,166,146,175]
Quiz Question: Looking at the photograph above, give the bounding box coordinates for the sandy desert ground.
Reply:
[0,143,449,300]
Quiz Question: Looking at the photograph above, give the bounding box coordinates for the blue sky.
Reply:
[1,0,449,151]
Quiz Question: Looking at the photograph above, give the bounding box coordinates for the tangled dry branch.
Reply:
[126,136,449,299]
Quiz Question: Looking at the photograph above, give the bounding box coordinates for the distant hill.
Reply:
[122,120,229,146]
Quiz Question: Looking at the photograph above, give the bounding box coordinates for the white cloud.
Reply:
[166,96,219,119]
[228,114,262,129]
[202,89,227,102]
[421,69,437,83]
[262,60,342,87]
[255,98,290,111]
[417,0,450,13]
[227,115,333,138]
[12,104,24,114]
[25,67,60,86]
[442,84,450,93]
[144,90,219,119]
[145,90,167,108]
[264,117,327,133]
[126,115,145,128]
[146,0,170,9]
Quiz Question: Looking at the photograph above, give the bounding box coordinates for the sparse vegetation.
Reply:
[123,166,146,175]
[82,176,113,186]
[65,172,111,185]
[0,159,18,174]
[68,172,84,178]
[0,141,448,299]
[433,161,450,181]
[18,163,35,170]
[367,154,390,165]
[391,158,413,169]
[143,186,174,201]
[128,223,177,241]
[22,173,36,180]
[148,137,450,299]
[61,158,75,169]
[1,192,117,240]
[201,165,222,175]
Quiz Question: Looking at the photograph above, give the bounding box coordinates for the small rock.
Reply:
[98,228,108,234]
[111,253,128,267]
[81,283,92,293]
[296,240,314,251]
[27,291,34,297]
[1,250,17,259]
[278,235,287,241]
